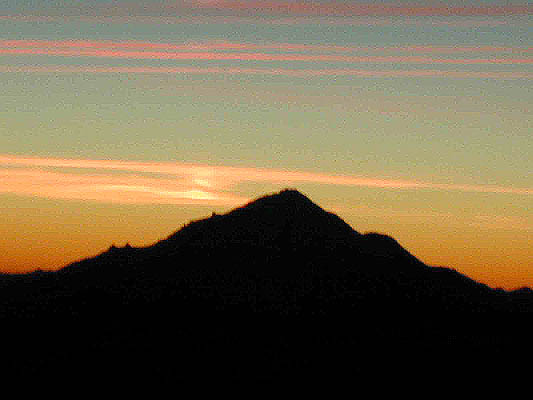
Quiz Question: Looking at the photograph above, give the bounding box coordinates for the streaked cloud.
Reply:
[1,65,531,80]
[4,39,530,54]
[183,1,533,16]
[0,15,527,28]
[88,1,533,17]
[2,38,530,81]
[1,155,531,207]
[3,1,532,17]
[1,43,530,65]
[0,166,249,206]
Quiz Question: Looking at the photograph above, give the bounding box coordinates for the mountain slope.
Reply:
[157,188,360,251]
[0,189,531,381]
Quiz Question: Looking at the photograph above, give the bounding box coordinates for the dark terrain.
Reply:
[1,189,532,381]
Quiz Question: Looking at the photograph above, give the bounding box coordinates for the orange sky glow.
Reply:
[1,154,531,290]
[0,2,531,291]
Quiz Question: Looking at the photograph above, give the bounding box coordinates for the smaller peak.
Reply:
[107,243,133,253]
[512,287,533,295]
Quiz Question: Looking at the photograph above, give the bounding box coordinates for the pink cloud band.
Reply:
[1,65,531,80]
[2,2,532,17]
[0,15,526,28]
[1,46,531,65]
[2,40,530,54]
[114,1,533,17]
[2,38,530,80]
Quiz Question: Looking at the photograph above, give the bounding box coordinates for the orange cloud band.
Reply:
[0,167,249,206]
[1,47,531,65]
[0,155,531,208]
[2,39,530,54]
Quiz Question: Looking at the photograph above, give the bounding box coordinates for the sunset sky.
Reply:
[0,1,531,289]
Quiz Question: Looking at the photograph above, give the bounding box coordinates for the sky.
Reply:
[0,1,531,289]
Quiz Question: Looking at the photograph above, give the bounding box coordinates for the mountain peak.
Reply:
[161,188,359,249]
[233,188,322,214]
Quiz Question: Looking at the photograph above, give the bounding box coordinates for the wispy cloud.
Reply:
[185,1,533,16]
[0,15,527,27]
[2,38,530,80]
[3,40,530,54]
[93,1,533,17]
[1,155,531,207]
[1,65,531,80]
[0,166,249,206]
[1,42,531,65]
[3,1,531,17]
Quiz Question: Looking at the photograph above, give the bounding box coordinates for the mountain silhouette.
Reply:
[0,189,531,382]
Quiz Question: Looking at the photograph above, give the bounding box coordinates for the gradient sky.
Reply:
[0,1,531,289]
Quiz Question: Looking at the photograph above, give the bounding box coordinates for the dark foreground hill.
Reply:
[1,189,532,382]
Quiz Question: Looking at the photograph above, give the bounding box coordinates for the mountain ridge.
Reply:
[0,188,532,381]
[6,188,528,295]
[57,189,516,292]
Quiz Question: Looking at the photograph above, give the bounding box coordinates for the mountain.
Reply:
[0,189,532,382]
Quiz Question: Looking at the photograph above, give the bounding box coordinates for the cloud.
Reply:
[2,46,531,65]
[2,38,530,80]
[1,65,531,80]
[0,155,530,207]
[1,15,527,28]
[0,166,249,206]
[3,1,531,17]
[110,1,533,17]
[4,39,530,54]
